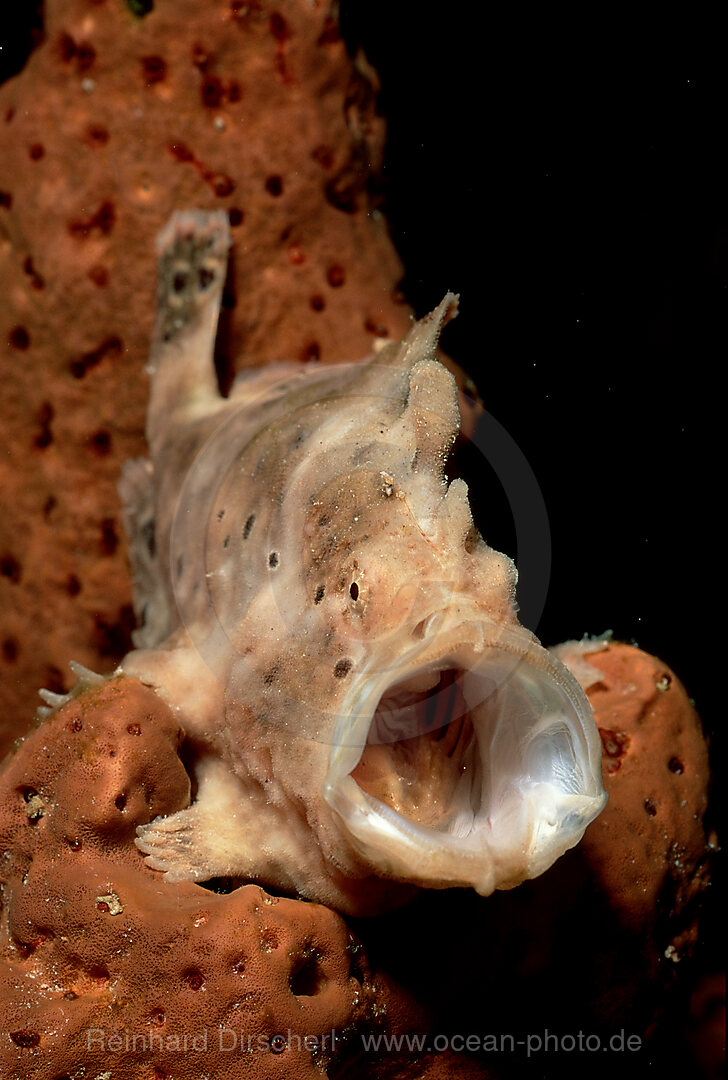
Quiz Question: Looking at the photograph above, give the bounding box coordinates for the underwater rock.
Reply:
[0,0,413,754]
[1,675,482,1079]
[563,640,713,986]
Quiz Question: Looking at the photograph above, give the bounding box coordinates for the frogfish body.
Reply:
[112,210,605,914]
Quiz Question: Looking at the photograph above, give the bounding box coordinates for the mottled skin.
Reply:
[120,211,605,915]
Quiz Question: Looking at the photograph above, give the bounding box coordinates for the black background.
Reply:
[338,7,722,700]
[338,6,724,1012]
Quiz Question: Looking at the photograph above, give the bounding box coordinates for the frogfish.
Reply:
[106,210,605,915]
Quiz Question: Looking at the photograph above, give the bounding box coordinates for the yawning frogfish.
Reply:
[118,210,606,914]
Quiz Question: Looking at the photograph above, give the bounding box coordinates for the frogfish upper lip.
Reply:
[323,619,607,895]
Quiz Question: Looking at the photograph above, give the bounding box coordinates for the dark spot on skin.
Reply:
[1,555,22,583]
[115,794,127,811]
[76,42,96,72]
[100,518,119,556]
[222,289,237,310]
[227,80,242,102]
[168,142,195,163]
[598,727,629,759]
[210,173,235,197]
[66,574,82,597]
[201,75,224,108]
[334,659,352,678]
[69,717,83,733]
[88,429,112,455]
[217,509,225,521]
[301,342,320,362]
[326,264,345,287]
[668,757,684,775]
[0,191,13,208]
[242,514,255,539]
[23,256,45,290]
[141,55,167,84]
[69,335,122,378]
[262,665,279,686]
[314,585,325,604]
[268,552,279,568]
[43,495,57,520]
[2,637,19,662]
[644,798,657,817]
[183,970,205,990]
[269,12,290,41]
[173,272,187,293]
[86,124,109,146]
[265,175,283,197]
[270,1035,287,1055]
[34,402,54,449]
[68,201,117,239]
[29,143,45,160]
[191,42,210,69]
[199,266,215,290]
[88,264,109,287]
[59,33,77,62]
[9,326,30,350]
[228,207,244,226]
[349,582,359,601]
[176,555,184,578]
[309,294,325,312]
[127,723,142,736]
[223,535,230,549]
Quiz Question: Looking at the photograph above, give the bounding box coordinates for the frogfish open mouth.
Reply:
[116,210,606,914]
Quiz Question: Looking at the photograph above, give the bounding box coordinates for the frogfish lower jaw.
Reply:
[323,622,607,896]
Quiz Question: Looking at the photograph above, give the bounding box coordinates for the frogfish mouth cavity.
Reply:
[326,624,606,896]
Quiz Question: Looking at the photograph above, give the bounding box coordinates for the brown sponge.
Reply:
[0,0,412,753]
[0,676,427,1078]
